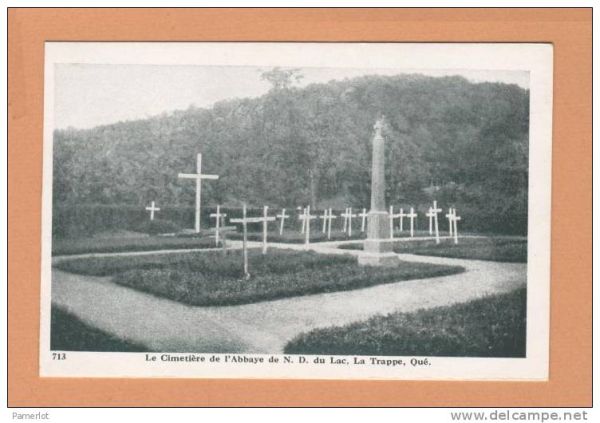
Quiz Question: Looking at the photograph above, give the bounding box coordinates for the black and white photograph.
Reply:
[40,42,552,380]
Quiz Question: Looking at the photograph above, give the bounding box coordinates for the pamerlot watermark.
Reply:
[450,409,590,422]
[11,411,50,420]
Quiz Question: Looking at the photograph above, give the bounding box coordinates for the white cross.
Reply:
[145,201,160,221]
[229,204,251,279]
[398,208,407,232]
[341,208,349,233]
[298,207,307,234]
[451,209,462,244]
[426,207,435,235]
[359,208,368,232]
[430,200,443,244]
[237,205,275,254]
[406,207,418,238]
[300,205,317,249]
[389,206,404,239]
[276,208,289,235]
[341,208,356,236]
[209,205,227,246]
[326,208,337,240]
[445,208,455,237]
[178,153,219,233]
[319,209,328,233]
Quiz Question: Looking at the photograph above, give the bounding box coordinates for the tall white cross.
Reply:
[359,208,368,232]
[406,207,417,238]
[431,200,442,244]
[209,205,227,246]
[341,207,356,236]
[319,209,328,233]
[178,153,219,233]
[145,201,160,221]
[301,206,317,249]
[451,209,462,244]
[277,208,289,235]
[326,208,337,240]
[445,207,455,236]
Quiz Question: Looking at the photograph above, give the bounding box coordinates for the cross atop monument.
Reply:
[178,153,219,233]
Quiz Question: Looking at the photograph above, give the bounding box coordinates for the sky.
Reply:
[54,64,529,130]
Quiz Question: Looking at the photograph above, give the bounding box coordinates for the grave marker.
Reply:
[319,209,328,233]
[406,207,417,238]
[359,208,368,232]
[326,208,337,240]
[452,209,462,244]
[229,204,250,279]
[341,208,357,236]
[300,206,317,249]
[276,208,289,235]
[178,153,219,233]
[446,207,455,236]
[431,200,442,244]
[426,207,435,235]
[298,207,307,234]
[209,205,227,246]
[398,208,406,232]
[145,201,160,221]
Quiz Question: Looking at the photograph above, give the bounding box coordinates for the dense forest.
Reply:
[53,71,529,235]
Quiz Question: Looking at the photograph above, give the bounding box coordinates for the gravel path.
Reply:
[51,239,526,353]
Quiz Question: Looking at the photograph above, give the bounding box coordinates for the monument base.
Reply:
[358,238,400,266]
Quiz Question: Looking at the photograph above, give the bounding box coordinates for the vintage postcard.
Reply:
[40,42,552,380]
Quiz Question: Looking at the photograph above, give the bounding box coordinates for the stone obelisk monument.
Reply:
[358,116,400,266]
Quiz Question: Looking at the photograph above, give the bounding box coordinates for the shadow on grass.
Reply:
[51,306,150,352]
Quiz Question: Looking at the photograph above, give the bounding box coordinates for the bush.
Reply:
[55,249,465,306]
[284,288,526,357]
[135,218,181,235]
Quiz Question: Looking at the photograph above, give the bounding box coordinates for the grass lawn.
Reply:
[51,306,149,352]
[284,287,526,357]
[339,237,527,263]
[54,249,464,306]
[227,230,366,243]
[52,235,221,256]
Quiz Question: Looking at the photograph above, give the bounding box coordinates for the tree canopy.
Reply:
[53,72,529,230]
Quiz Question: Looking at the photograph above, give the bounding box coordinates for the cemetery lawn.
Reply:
[227,231,366,243]
[52,235,220,256]
[284,287,526,357]
[51,306,149,352]
[54,249,464,306]
[340,237,527,263]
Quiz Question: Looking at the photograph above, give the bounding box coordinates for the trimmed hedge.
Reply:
[55,249,465,306]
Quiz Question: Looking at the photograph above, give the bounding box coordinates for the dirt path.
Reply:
[51,239,526,353]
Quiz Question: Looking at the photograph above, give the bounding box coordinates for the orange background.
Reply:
[7,8,592,407]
